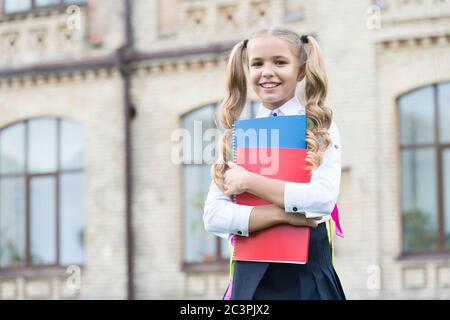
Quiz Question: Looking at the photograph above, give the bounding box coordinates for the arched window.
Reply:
[181,101,258,269]
[399,81,450,254]
[0,118,85,269]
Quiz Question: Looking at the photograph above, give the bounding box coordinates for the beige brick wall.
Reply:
[0,0,124,69]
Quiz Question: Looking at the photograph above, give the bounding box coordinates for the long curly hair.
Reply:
[212,26,333,190]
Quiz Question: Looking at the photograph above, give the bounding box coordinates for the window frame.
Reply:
[180,101,258,273]
[0,118,84,276]
[1,0,86,16]
[398,81,450,258]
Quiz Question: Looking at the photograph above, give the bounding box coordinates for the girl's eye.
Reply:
[251,61,286,67]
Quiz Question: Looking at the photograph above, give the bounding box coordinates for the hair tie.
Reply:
[300,35,309,44]
[243,39,249,48]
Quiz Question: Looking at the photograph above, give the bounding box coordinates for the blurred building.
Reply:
[0,0,449,299]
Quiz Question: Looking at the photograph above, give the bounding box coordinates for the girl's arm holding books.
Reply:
[204,180,318,239]
[224,122,341,216]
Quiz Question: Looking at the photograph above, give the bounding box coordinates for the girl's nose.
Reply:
[261,65,275,77]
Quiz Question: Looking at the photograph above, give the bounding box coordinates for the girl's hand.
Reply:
[223,161,253,197]
[285,213,321,228]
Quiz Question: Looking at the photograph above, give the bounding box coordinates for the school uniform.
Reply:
[203,95,345,300]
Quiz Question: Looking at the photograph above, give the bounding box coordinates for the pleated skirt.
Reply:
[230,222,346,300]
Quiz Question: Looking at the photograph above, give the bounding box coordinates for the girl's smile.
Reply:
[260,81,282,92]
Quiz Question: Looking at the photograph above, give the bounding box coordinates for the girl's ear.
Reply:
[297,64,306,82]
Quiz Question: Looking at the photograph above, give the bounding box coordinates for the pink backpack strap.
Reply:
[331,204,344,238]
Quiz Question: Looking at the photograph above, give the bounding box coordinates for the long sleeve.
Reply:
[284,121,342,217]
[203,180,254,240]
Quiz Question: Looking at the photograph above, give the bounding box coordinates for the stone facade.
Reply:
[0,0,449,299]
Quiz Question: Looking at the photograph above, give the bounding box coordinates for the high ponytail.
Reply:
[301,35,333,171]
[211,40,248,190]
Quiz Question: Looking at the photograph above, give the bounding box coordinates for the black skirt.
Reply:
[230,223,346,300]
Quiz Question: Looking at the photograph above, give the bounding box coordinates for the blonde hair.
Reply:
[212,26,333,190]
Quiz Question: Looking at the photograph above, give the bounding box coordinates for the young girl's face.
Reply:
[247,36,304,110]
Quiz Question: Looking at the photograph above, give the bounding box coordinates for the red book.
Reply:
[233,147,311,264]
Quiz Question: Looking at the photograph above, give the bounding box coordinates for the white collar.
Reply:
[255,95,305,118]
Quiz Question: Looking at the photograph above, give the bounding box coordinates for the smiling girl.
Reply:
[203,26,346,300]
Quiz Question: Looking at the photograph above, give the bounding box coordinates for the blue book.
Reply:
[233,115,307,149]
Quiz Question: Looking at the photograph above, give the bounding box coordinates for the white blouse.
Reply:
[203,96,342,239]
